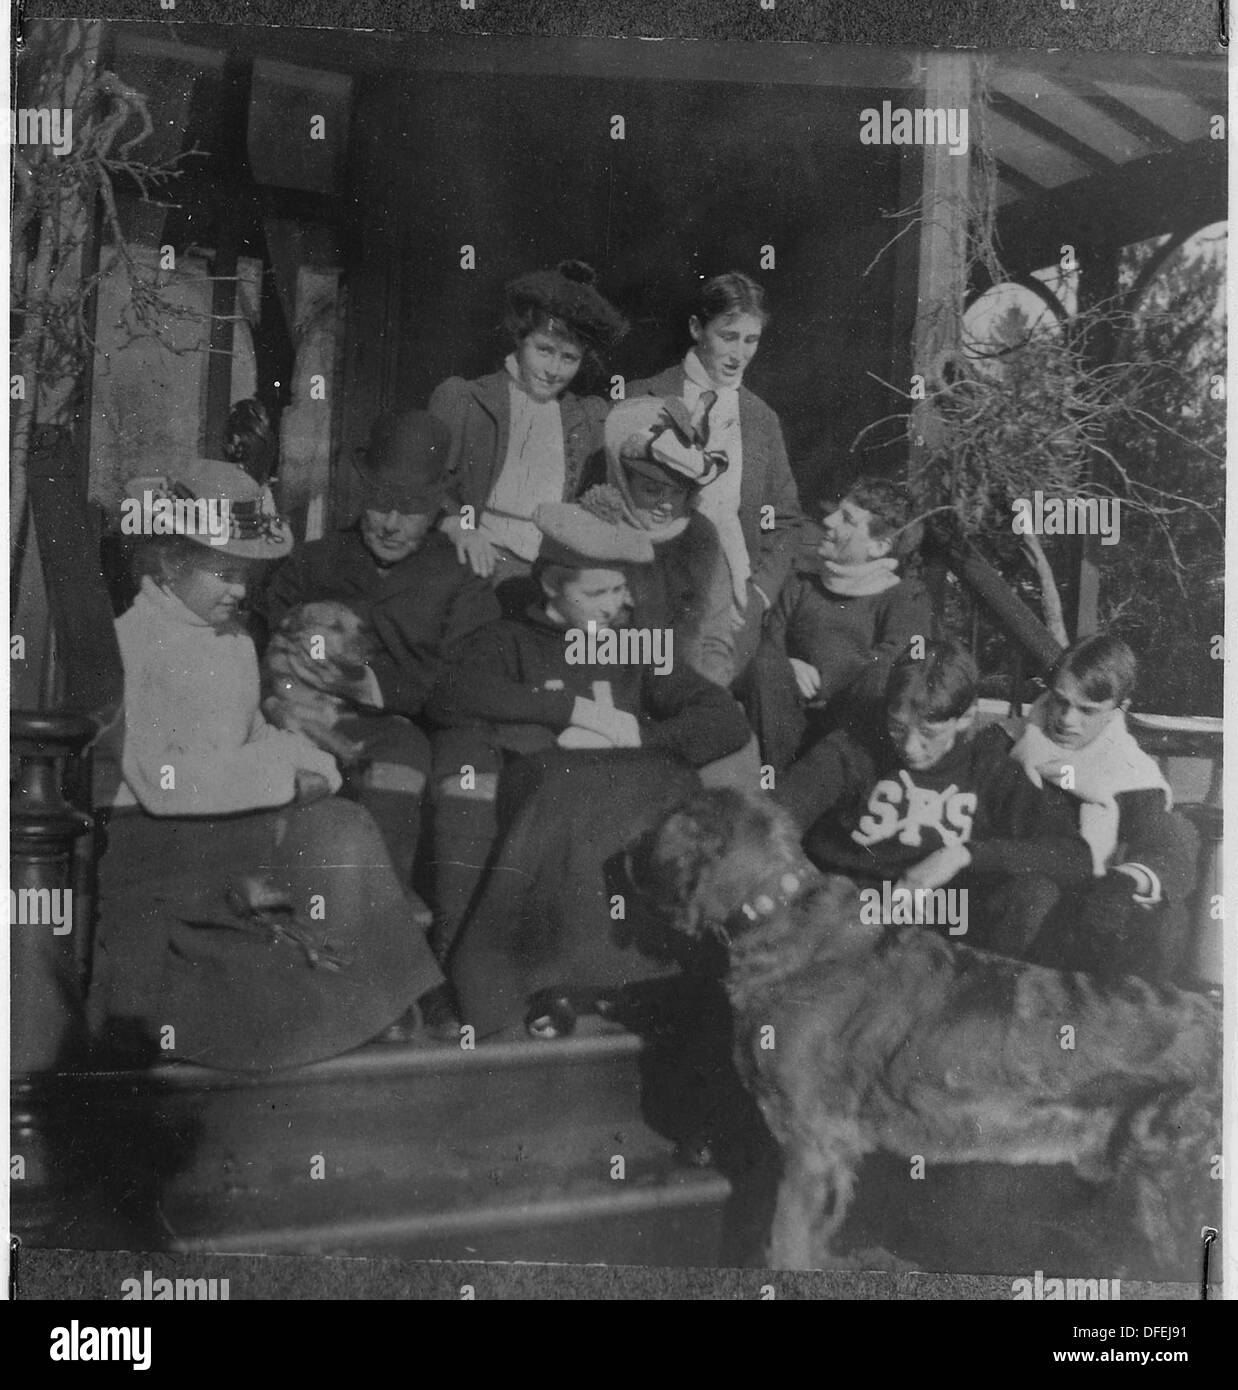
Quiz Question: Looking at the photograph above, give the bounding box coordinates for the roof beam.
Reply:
[986,92,1119,176]
[1073,87,1183,154]
[994,142,1224,276]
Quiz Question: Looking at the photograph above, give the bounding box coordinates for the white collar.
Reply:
[682,350,739,402]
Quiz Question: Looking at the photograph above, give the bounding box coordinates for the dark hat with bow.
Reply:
[355,409,452,514]
[603,395,730,489]
[506,260,629,352]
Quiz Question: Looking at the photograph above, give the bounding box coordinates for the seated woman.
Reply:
[89,461,445,1071]
[425,498,752,1035]
[429,259,627,613]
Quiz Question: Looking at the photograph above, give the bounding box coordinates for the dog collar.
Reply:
[731,867,812,933]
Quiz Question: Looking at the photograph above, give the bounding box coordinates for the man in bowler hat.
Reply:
[262,409,501,890]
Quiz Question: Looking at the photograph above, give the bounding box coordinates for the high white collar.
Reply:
[683,350,740,403]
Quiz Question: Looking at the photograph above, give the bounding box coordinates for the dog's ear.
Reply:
[650,793,745,937]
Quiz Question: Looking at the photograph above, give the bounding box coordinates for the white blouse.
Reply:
[480,354,568,561]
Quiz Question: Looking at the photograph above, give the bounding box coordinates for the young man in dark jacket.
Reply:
[261,410,500,884]
[745,477,935,770]
[1002,633,1199,984]
[775,639,1094,953]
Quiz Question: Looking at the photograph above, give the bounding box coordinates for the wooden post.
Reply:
[203,58,255,459]
[279,266,342,540]
[10,717,95,1071]
[1072,239,1121,638]
[907,52,972,435]
[902,52,973,618]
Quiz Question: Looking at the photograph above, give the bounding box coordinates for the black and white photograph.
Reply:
[6,2,1229,1309]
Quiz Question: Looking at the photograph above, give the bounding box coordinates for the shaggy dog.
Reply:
[648,787,1221,1273]
[262,601,377,767]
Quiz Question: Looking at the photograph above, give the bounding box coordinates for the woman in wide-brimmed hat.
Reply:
[89,460,445,1072]
[428,258,627,609]
[426,498,751,1037]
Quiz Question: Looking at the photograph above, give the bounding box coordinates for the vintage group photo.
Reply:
[8,17,1226,1293]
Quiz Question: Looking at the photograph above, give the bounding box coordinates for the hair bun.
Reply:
[557,259,598,287]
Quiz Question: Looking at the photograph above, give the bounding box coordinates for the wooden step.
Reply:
[19,1023,738,1265]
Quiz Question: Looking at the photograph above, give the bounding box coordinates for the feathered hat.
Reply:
[604,395,730,489]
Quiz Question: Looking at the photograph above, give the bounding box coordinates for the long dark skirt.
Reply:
[90,797,442,1072]
[450,748,702,1037]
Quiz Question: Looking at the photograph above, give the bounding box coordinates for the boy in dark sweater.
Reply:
[1003,634,1199,984]
[744,477,935,770]
[775,639,1093,951]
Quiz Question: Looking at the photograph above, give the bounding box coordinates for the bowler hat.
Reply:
[355,410,452,514]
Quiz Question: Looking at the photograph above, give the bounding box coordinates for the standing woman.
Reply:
[429,259,628,609]
[627,272,803,678]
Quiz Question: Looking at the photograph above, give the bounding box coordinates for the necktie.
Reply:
[693,389,717,447]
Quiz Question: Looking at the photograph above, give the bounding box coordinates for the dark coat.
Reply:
[630,513,736,688]
[428,369,609,518]
[450,748,701,1036]
[263,527,500,719]
[626,366,804,607]
[427,604,752,776]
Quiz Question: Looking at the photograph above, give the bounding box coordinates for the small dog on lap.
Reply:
[262,601,377,767]
[648,787,1221,1274]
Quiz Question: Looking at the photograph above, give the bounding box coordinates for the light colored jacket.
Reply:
[114,577,340,816]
